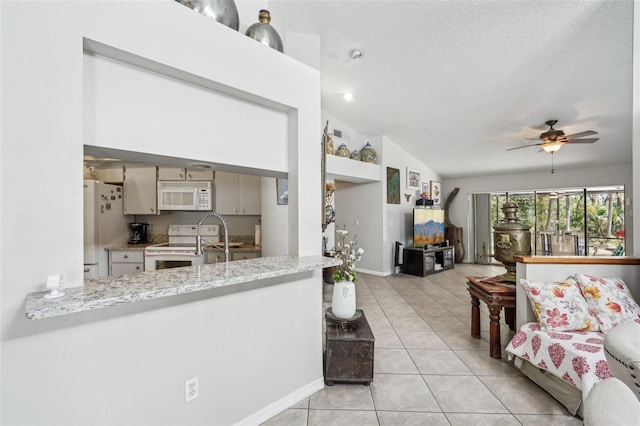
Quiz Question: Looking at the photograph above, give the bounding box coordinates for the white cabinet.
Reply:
[124,166,158,215]
[206,251,227,264]
[158,167,214,181]
[109,250,144,276]
[95,166,124,183]
[206,250,260,263]
[215,172,261,215]
[232,251,259,261]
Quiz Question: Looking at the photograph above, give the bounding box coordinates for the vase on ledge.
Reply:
[331,280,356,319]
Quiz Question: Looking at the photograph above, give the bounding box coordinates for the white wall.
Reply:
[84,52,289,173]
[444,162,633,262]
[334,180,383,273]
[1,2,321,424]
[321,109,441,275]
[261,176,289,256]
[381,136,441,274]
[633,0,640,256]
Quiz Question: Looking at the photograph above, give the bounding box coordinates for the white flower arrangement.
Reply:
[332,227,364,282]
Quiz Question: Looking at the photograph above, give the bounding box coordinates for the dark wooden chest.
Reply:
[324,309,375,385]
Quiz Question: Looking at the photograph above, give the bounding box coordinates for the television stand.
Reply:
[402,246,455,277]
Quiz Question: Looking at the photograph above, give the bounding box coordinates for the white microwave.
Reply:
[157,181,213,211]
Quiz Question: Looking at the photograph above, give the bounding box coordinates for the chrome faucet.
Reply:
[196,211,229,262]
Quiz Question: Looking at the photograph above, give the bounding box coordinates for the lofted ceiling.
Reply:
[268,0,633,179]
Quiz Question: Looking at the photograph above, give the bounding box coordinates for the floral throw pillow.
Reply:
[575,274,640,332]
[520,277,600,332]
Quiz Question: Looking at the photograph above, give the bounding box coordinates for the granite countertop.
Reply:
[105,244,153,251]
[204,244,261,252]
[26,256,340,320]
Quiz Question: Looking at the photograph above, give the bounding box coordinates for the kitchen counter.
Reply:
[204,244,261,252]
[25,256,340,320]
[105,244,153,251]
[105,244,262,252]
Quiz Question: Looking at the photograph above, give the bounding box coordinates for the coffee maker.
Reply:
[128,222,149,244]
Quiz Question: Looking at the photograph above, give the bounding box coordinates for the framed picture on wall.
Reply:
[421,181,430,197]
[276,178,288,205]
[430,180,442,205]
[406,168,420,189]
[386,167,400,204]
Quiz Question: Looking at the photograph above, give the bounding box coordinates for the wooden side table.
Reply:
[324,309,374,385]
[466,276,516,359]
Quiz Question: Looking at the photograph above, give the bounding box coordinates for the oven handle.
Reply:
[144,251,203,257]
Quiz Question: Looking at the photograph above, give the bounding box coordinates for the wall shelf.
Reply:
[326,155,382,183]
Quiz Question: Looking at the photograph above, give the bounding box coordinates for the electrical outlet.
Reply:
[185,377,199,402]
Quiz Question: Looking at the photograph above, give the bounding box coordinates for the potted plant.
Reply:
[331,227,364,319]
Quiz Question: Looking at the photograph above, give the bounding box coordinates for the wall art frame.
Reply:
[386,167,400,204]
[430,180,442,205]
[421,181,430,197]
[276,178,288,205]
[406,167,421,189]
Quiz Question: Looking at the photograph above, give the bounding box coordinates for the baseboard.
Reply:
[235,377,324,426]
[355,268,389,276]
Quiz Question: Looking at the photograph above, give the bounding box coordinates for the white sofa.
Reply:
[511,256,640,417]
[583,377,640,426]
[603,320,640,400]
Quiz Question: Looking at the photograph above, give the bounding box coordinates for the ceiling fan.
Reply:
[507,119,599,153]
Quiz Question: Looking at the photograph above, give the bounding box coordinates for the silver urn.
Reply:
[493,202,531,283]
[176,0,239,31]
[245,10,284,53]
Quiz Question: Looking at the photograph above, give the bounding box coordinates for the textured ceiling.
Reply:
[268,0,633,178]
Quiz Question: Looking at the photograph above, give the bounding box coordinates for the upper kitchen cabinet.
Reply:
[215,172,261,215]
[158,167,214,181]
[124,166,158,215]
[94,165,124,183]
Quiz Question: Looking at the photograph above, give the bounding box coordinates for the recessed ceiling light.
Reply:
[348,49,363,59]
[343,92,354,102]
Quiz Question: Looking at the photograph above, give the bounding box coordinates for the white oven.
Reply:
[144,224,219,271]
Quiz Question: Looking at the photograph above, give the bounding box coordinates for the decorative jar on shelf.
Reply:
[325,134,334,155]
[350,149,361,161]
[335,144,351,158]
[245,9,284,53]
[176,0,239,31]
[360,142,377,163]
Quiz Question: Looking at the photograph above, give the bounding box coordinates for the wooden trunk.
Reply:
[324,310,374,385]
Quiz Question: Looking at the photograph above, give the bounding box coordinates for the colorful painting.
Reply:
[276,178,288,205]
[407,167,421,189]
[430,180,442,205]
[386,167,400,204]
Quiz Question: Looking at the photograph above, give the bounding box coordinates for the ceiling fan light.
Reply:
[542,142,564,153]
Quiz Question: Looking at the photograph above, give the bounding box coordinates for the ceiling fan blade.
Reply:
[564,130,597,139]
[564,138,599,144]
[506,142,543,151]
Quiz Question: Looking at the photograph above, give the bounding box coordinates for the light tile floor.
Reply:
[263,264,583,426]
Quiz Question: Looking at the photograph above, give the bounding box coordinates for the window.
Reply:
[482,186,624,259]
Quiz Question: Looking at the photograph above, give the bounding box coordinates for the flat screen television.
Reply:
[413,208,445,247]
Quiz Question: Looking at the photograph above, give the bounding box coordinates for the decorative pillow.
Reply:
[575,274,640,332]
[520,277,600,332]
